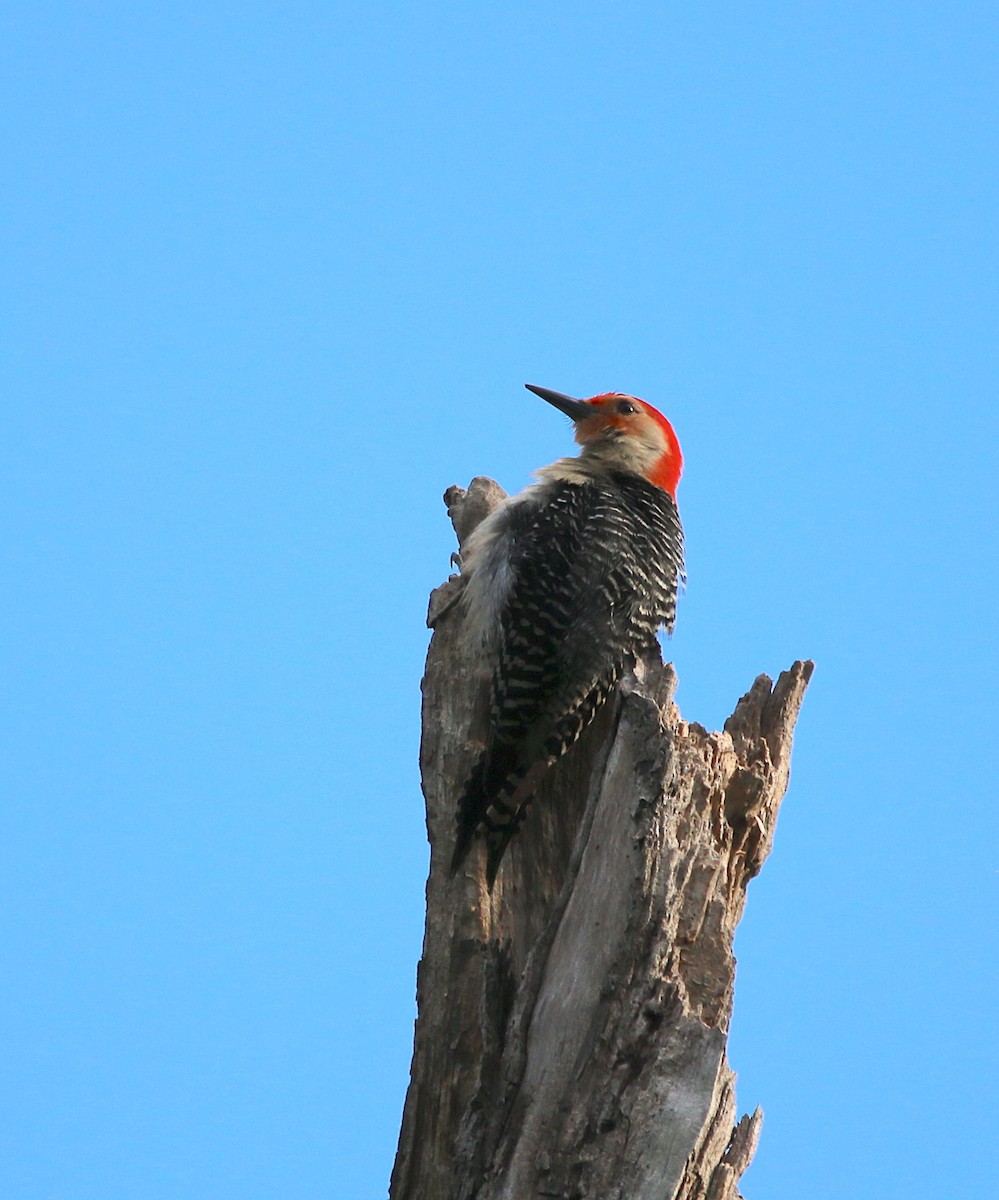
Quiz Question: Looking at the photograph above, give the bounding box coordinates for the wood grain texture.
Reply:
[391,478,813,1200]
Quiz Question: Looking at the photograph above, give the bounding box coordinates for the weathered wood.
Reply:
[391,478,812,1200]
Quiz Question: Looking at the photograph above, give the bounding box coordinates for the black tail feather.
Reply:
[450,745,528,883]
[450,761,485,876]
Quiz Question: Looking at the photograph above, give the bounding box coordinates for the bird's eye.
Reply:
[616,400,638,415]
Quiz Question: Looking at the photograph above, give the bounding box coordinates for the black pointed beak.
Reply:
[525,383,594,422]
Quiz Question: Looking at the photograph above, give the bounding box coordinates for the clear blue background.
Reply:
[2,3,996,1197]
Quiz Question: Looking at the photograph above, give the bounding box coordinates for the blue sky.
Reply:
[2,3,996,1197]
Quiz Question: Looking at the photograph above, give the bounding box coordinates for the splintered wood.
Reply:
[391,478,812,1200]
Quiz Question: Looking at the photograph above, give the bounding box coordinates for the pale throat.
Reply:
[580,433,668,479]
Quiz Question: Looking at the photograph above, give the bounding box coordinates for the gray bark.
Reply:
[391,477,813,1200]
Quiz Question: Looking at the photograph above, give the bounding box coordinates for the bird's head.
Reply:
[526,384,683,497]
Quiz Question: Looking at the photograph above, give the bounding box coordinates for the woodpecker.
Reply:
[451,383,684,886]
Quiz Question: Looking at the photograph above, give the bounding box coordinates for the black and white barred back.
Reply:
[451,469,684,885]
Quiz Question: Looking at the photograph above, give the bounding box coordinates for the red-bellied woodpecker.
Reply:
[451,383,684,886]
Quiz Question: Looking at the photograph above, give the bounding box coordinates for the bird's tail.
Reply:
[449,745,529,886]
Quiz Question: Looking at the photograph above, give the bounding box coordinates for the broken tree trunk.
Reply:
[391,478,813,1200]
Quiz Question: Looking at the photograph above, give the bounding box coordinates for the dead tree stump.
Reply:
[391,478,813,1200]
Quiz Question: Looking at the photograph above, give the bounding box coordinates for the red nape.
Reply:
[640,402,683,497]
